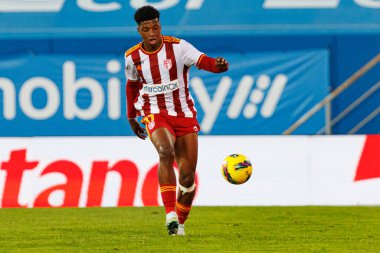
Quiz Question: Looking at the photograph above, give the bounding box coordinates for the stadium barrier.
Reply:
[284,53,380,135]
[0,135,379,208]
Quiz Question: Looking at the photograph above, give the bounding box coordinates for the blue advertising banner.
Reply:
[0,0,379,38]
[0,49,329,136]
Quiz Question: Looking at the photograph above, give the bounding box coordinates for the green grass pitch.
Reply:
[0,206,379,252]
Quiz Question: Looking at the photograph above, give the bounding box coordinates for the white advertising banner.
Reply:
[0,135,379,207]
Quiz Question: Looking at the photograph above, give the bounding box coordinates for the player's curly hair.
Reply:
[134,5,160,24]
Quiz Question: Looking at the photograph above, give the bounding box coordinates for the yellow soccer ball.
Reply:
[221,154,252,184]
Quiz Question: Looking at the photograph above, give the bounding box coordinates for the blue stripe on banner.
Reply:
[0,1,379,38]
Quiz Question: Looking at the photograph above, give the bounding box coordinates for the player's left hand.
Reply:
[215,57,229,72]
[128,118,148,140]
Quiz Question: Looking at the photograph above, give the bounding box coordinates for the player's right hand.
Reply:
[128,118,148,140]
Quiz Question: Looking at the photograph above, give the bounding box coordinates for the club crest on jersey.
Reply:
[163,59,172,70]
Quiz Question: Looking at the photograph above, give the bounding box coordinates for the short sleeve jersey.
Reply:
[124,35,204,118]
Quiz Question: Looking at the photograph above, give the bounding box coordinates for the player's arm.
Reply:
[126,80,147,140]
[126,79,139,119]
[179,39,228,73]
[196,54,229,73]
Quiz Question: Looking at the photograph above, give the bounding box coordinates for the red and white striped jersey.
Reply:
[124,35,204,118]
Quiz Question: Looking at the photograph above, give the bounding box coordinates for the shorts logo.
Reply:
[148,121,155,130]
[193,126,199,132]
[163,59,172,70]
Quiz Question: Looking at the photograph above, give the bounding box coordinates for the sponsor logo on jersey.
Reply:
[143,80,179,95]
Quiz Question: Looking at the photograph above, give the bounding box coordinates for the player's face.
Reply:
[138,19,162,50]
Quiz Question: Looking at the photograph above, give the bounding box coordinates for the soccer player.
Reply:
[125,5,228,235]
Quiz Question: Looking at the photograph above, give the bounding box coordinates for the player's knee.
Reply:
[179,173,196,195]
[179,172,195,188]
[157,144,175,160]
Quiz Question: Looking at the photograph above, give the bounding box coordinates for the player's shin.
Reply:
[176,183,196,224]
[159,184,177,213]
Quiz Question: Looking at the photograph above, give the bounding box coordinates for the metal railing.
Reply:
[283,53,380,135]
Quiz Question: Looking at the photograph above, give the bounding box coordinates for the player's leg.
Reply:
[143,114,177,213]
[150,126,179,235]
[150,127,176,185]
[174,132,198,235]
